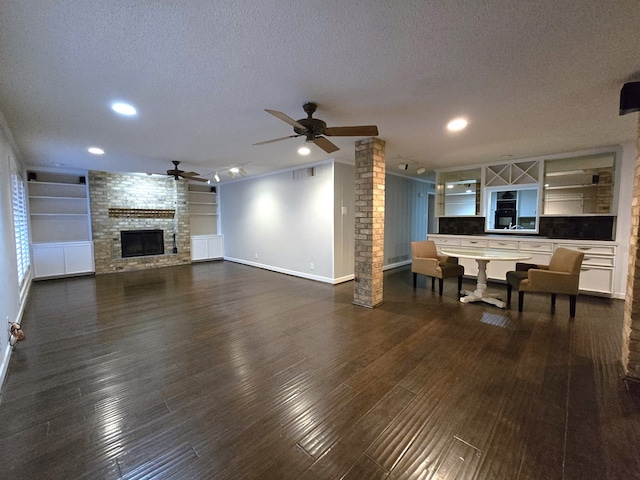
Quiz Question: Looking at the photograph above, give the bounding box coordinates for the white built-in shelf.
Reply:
[188,184,218,235]
[27,170,91,243]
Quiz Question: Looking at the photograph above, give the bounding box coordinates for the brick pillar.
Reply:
[624,116,640,379]
[353,137,385,308]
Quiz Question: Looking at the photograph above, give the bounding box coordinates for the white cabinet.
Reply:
[429,234,616,296]
[557,243,615,294]
[32,242,94,279]
[191,235,223,261]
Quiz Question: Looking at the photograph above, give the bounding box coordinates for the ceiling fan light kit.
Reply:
[254,102,379,154]
[165,160,208,182]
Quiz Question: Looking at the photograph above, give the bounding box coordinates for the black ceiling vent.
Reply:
[619,81,640,115]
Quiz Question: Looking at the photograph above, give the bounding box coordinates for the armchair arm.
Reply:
[412,257,441,277]
[523,269,580,294]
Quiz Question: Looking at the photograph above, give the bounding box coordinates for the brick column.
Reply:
[353,137,385,308]
[624,117,640,379]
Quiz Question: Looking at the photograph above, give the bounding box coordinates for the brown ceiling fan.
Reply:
[253,102,379,154]
[166,161,208,182]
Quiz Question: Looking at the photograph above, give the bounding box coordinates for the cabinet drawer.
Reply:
[460,238,487,248]
[519,241,554,253]
[558,244,615,256]
[579,266,613,294]
[582,255,614,267]
[488,239,518,250]
[431,237,461,246]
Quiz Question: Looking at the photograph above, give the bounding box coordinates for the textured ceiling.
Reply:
[0,1,639,181]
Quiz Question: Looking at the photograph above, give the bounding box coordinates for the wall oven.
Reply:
[495,210,517,229]
[495,197,517,228]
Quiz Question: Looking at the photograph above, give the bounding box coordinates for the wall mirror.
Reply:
[485,185,539,232]
[543,154,615,215]
[436,168,481,216]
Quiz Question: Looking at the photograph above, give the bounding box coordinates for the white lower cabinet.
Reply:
[191,235,224,261]
[429,234,616,296]
[32,241,94,279]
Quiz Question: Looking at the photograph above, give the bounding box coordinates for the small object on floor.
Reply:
[9,322,25,346]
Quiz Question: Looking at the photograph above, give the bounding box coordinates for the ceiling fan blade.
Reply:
[323,125,379,137]
[313,136,340,153]
[253,134,301,146]
[186,176,209,183]
[265,109,306,130]
[180,171,200,177]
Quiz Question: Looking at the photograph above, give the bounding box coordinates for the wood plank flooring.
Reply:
[1,261,639,479]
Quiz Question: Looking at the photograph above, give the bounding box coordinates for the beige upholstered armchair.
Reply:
[506,247,584,317]
[411,240,464,296]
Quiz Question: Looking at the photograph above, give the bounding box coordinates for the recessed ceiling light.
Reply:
[447,117,468,132]
[111,102,137,116]
[298,146,311,155]
[88,147,104,155]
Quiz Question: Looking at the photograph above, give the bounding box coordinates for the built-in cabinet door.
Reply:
[191,237,209,261]
[32,244,65,278]
[64,243,94,274]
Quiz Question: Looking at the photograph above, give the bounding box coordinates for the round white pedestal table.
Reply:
[440,248,532,308]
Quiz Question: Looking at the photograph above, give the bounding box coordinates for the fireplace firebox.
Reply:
[120,230,164,258]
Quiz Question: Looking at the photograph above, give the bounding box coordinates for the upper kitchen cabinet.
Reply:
[542,153,615,215]
[436,168,481,216]
[484,161,541,232]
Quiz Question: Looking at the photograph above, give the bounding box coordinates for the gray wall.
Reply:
[220,162,434,281]
[333,162,355,281]
[220,161,336,282]
[384,173,432,268]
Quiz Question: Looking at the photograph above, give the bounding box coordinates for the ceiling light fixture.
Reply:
[398,163,408,170]
[111,102,137,116]
[298,145,311,155]
[88,147,104,155]
[447,117,468,132]
[214,173,220,183]
[446,184,454,189]
[239,166,247,177]
[416,167,426,175]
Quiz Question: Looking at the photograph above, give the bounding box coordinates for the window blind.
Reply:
[11,170,30,285]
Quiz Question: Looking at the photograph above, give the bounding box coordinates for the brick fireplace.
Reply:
[89,171,191,274]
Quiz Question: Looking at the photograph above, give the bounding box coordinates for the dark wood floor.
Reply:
[1,261,639,479]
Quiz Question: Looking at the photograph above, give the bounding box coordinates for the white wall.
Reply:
[0,117,28,388]
[613,141,636,297]
[220,161,336,282]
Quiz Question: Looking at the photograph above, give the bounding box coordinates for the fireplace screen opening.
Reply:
[121,230,164,258]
